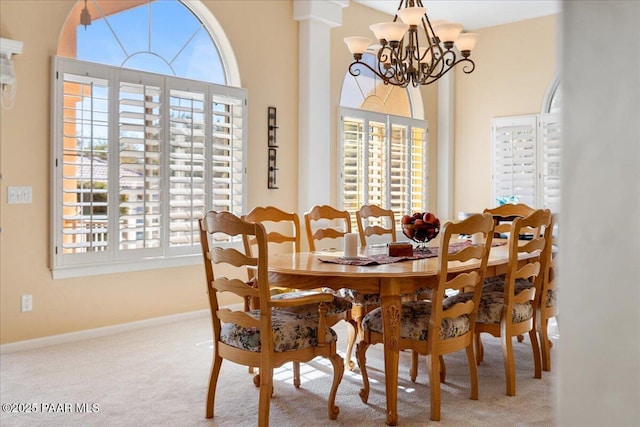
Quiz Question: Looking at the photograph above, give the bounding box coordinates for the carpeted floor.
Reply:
[0,314,558,426]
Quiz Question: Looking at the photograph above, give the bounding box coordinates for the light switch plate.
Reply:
[8,186,32,204]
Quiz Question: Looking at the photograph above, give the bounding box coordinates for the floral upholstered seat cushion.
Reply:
[323,288,381,307]
[444,291,534,324]
[272,291,353,317]
[545,289,557,307]
[483,274,534,294]
[220,309,337,353]
[362,301,470,341]
[483,275,556,307]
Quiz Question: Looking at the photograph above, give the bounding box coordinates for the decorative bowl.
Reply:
[402,222,440,244]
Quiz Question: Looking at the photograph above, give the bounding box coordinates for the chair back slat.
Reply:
[515,262,541,281]
[209,246,257,268]
[442,299,475,319]
[445,271,480,292]
[216,309,260,328]
[211,277,260,298]
[449,245,485,263]
[513,287,536,305]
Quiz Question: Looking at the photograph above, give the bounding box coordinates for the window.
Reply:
[339,53,428,227]
[51,1,245,277]
[491,113,561,212]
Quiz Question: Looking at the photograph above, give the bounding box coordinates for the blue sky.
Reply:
[77,0,225,84]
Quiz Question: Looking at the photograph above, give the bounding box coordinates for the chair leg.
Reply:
[427,354,441,421]
[529,328,542,379]
[466,344,479,400]
[356,341,371,403]
[344,319,358,370]
[502,335,516,396]
[206,354,223,418]
[539,316,551,371]
[293,362,301,388]
[410,349,419,382]
[475,332,484,364]
[439,355,446,383]
[327,353,344,420]
[258,366,274,427]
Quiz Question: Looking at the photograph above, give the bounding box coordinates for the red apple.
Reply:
[401,215,412,224]
[423,212,436,224]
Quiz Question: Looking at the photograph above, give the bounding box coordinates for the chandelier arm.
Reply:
[347,60,410,87]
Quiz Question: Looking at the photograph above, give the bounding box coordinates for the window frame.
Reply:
[51,56,247,279]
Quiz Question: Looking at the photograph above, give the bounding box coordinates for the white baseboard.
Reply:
[0,309,211,354]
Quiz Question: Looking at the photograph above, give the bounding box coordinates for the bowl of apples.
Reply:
[401,212,440,250]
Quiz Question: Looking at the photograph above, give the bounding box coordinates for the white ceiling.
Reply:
[353,0,560,30]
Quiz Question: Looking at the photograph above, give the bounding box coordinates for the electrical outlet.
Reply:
[21,294,32,312]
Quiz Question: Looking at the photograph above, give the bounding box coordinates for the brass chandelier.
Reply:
[344,0,478,88]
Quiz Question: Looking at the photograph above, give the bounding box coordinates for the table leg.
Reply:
[381,280,402,426]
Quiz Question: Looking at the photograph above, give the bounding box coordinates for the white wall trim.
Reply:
[0,309,211,354]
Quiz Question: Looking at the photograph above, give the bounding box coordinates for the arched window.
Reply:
[51,0,246,278]
[339,53,428,228]
[541,76,561,114]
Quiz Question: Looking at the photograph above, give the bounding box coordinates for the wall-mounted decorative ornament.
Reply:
[267,106,279,189]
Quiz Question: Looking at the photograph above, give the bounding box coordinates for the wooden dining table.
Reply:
[266,238,532,426]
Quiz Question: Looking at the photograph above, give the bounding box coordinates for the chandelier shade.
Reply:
[344,0,477,88]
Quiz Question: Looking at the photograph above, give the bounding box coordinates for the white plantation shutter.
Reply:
[52,57,247,272]
[539,113,561,212]
[367,121,387,209]
[339,107,428,229]
[118,76,163,254]
[210,92,245,215]
[492,114,561,211]
[342,117,364,215]
[59,69,111,261]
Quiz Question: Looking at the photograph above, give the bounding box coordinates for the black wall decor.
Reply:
[267,106,279,188]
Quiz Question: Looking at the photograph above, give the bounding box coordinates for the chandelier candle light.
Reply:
[344,0,478,88]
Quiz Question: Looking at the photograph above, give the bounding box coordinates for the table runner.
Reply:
[319,240,495,266]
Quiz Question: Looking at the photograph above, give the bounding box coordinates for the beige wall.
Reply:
[0,0,557,345]
[454,15,558,215]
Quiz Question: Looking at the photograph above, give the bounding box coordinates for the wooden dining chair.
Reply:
[483,202,538,343]
[355,204,397,247]
[538,214,558,372]
[456,209,553,396]
[243,206,357,373]
[483,203,537,239]
[356,213,495,421]
[199,210,344,426]
[304,204,380,369]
